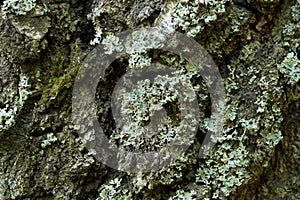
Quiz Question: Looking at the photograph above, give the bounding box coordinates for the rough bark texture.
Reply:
[0,0,299,199]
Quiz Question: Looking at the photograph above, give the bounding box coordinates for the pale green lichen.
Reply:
[128,53,152,69]
[171,0,230,37]
[83,0,298,199]
[202,43,285,199]
[277,52,300,85]
[0,0,296,198]
[87,6,104,45]
[196,143,251,198]
[41,133,58,148]
[225,101,238,121]
[168,188,197,200]
[273,2,300,44]
[110,68,201,173]
[95,44,208,196]
[101,34,124,55]
[2,0,36,19]
[0,73,31,132]
[96,178,132,200]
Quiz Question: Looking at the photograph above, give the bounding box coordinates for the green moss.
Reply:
[38,40,83,110]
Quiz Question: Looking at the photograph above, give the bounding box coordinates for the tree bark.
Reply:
[0,0,299,199]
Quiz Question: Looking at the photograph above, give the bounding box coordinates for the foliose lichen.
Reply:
[0,60,31,133]
[110,69,200,174]
[1,0,36,19]
[277,52,300,85]
[41,133,58,148]
[86,0,296,199]
[96,178,132,200]
[171,0,230,37]
[1,0,299,199]
[7,0,296,198]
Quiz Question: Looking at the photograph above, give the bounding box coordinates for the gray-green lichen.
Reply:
[1,0,300,199]
[277,52,300,85]
[109,69,201,173]
[2,0,37,19]
[88,0,300,199]
[87,0,166,45]
[96,177,132,200]
[0,57,31,133]
[171,0,230,37]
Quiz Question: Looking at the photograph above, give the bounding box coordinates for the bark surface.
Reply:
[0,0,299,199]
